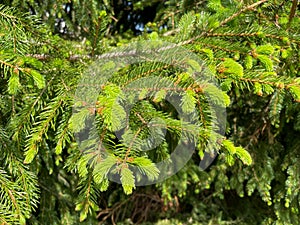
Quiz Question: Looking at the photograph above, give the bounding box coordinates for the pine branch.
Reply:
[288,0,298,28]
[216,0,269,30]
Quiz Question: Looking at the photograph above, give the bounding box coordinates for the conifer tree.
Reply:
[1,1,300,224]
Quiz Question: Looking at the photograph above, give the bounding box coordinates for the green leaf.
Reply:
[222,92,230,106]
[132,157,160,181]
[220,79,232,92]
[19,214,26,225]
[120,166,135,195]
[254,82,263,96]
[178,12,195,40]
[256,44,275,55]
[186,59,202,72]
[98,178,109,192]
[223,140,252,165]
[208,0,223,11]
[204,84,228,106]
[98,84,126,131]
[75,203,83,211]
[138,88,148,100]
[111,102,126,131]
[257,55,273,72]
[222,139,236,154]
[201,49,214,60]
[30,69,45,89]
[24,145,38,164]
[235,147,252,165]
[289,86,300,102]
[69,108,91,133]
[219,58,243,78]
[24,57,43,69]
[225,154,235,166]
[8,70,21,94]
[244,55,253,69]
[79,210,87,222]
[263,84,274,95]
[153,90,166,103]
[181,90,196,113]
[93,155,117,184]
[77,154,91,178]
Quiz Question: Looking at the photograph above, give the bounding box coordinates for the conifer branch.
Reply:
[14,75,57,139]
[216,0,269,30]
[288,0,298,28]
[121,87,203,93]
[123,65,171,86]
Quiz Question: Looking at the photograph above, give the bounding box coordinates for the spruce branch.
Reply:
[215,0,269,30]
[12,75,57,140]
[288,0,298,28]
[176,0,269,46]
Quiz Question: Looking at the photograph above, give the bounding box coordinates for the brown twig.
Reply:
[288,0,298,28]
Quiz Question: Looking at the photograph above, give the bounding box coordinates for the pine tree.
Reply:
[1,1,300,224]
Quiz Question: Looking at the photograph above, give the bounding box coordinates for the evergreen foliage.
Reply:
[0,0,300,224]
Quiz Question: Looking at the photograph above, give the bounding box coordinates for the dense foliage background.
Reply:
[1,0,300,224]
